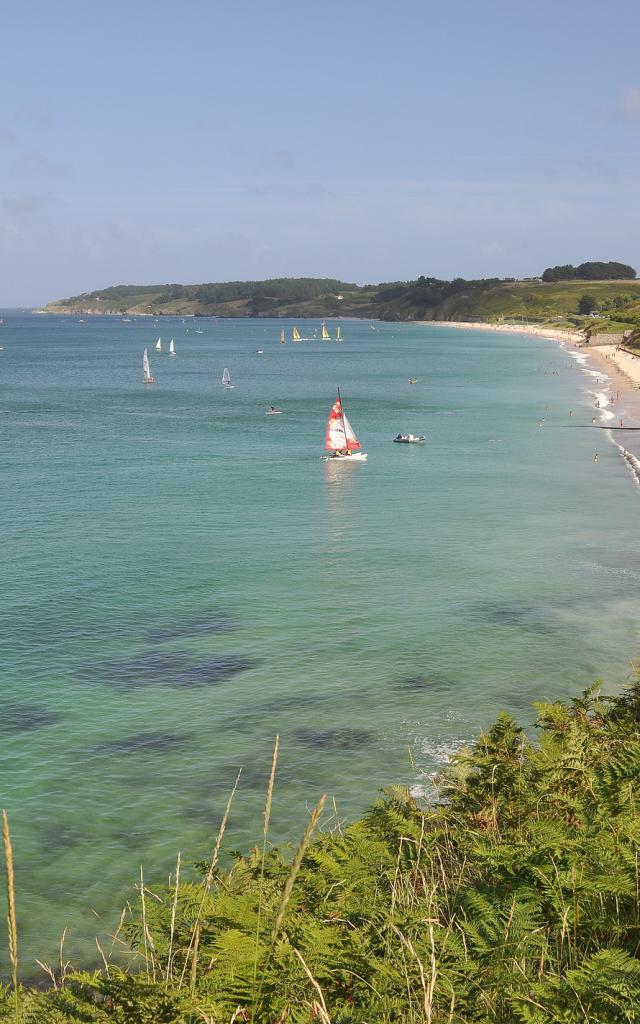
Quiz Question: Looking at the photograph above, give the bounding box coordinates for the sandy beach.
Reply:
[588,344,640,389]
[428,320,587,345]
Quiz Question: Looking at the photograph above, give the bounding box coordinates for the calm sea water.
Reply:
[2,312,640,973]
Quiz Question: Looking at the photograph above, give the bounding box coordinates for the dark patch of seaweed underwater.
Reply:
[223,692,328,733]
[397,674,453,693]
[147,613,238,642]
[294,727,374,750]
[38,821,87,855]
[0,702,61,734]
[468,599,562,635]
[84,651,257,689]
[86,731,193,756]
[173,655,256,688]
[110,827,153,851]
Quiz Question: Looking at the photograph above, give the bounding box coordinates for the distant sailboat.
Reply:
[169,338,176,356]
[336,326,342,342]
[155,337,162,352]
[143,348,154,384]
[222,367,234,389]
[292,326,301,342]
[323,389,367,461]
[322,321,331,341]
[280,328,286,345]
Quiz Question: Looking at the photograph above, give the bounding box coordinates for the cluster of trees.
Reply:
[376,276,504,319]
[577,292,640,318]
[4,672,640,1021]
[543,262,636,282]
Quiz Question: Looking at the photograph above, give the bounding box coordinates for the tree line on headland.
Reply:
[3,672,640,1021]
[541,262,636,283]
[44,262,640,338]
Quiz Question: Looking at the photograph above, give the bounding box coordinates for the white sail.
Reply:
[327,411,359,449]
[222,367,234,388]
[325,395,362,451]
[169,338,176,355]
[336,326,342,342]
[143,348,154,383]
[155,337,162,352]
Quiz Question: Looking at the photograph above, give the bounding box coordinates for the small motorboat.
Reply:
[266,406,282,415]
[393,433,426,444]
[408,377,418,384]
[256,349,264,354]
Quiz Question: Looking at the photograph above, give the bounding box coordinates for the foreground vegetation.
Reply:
[4,671,640,1022]
[44,267,640,333]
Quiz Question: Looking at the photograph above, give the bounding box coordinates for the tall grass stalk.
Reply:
[253,735,279,992]
[2,809,19,1021]
[254,793,326,1017]
[270,793,326,944]
[165,850,181,988]
[179,768,243,991]
[140,864,150,981]
[293,946,332,1024]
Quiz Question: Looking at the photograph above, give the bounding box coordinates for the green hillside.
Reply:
[45,274,640,335]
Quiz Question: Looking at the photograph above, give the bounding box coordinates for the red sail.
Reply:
[325,397,362,451]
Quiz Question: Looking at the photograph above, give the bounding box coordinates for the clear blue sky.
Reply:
[1,0,639,303]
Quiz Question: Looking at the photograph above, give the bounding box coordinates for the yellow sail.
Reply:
[292,326,301,341]
[322,321,331,340]
[280,328,286,344]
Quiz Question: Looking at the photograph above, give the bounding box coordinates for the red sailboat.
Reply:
[322,389,367,461]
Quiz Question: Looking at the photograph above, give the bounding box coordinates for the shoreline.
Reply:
[424,319,640,464]
[427,319,588,345]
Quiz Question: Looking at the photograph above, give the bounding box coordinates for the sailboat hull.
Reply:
[322,452,368,461]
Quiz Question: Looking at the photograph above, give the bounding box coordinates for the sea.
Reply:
[2,311,640,974]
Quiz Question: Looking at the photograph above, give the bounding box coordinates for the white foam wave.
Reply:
[617,444,640,488]
[419,737,467,764]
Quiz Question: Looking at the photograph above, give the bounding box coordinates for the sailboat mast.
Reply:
[337,386,350,452]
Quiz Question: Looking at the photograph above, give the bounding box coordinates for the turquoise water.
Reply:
[2,312,640,974]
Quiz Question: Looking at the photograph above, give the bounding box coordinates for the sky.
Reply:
[1,0,639,304]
